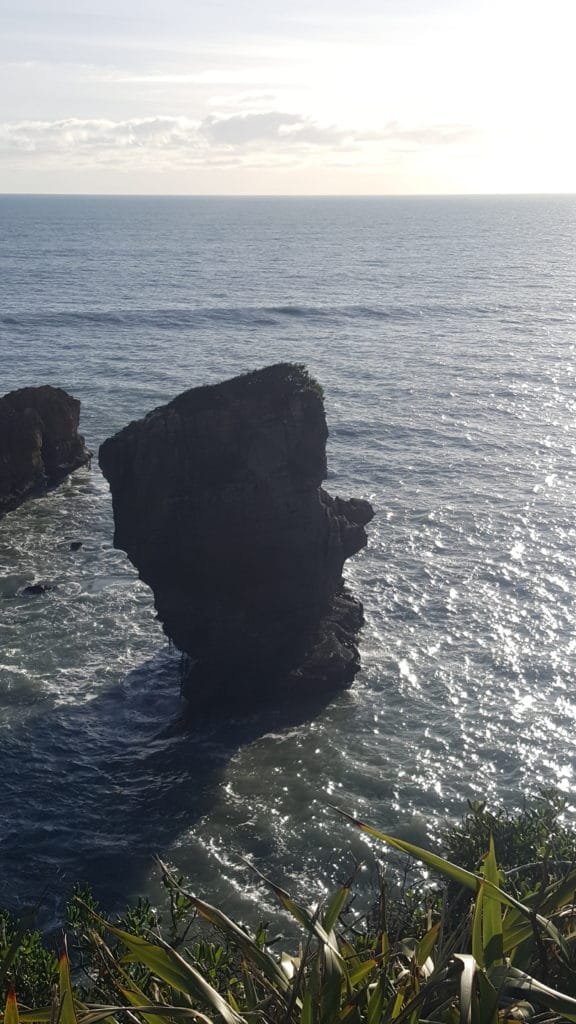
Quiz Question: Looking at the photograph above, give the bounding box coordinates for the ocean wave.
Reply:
[0,300,537,332]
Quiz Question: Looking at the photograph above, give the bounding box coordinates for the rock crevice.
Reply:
[99,364,374,709]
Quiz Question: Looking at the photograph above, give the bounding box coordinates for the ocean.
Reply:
[0,194,575,927]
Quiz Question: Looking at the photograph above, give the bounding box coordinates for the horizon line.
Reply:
[1,191,575,200]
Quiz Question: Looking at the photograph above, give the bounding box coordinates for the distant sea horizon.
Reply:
[2,190,575,198]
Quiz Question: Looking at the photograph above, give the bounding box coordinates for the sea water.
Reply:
[0,194,575,925]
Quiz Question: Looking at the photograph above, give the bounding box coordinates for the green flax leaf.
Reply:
[4,986,19,1024]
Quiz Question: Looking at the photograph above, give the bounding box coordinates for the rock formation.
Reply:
[0,386,90,517]
[99,364,373,709]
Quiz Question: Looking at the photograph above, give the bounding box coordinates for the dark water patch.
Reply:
[0,649,344,929]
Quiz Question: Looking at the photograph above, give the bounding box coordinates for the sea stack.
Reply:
[99,364,374,710]
[0,385,91,517]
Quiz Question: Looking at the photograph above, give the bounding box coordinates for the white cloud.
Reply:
[200,111,347,147]
[0,112,472,169]
[0,117,201,156]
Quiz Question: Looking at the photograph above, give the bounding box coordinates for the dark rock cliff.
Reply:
[99,364,373,709]
[0,386,90,517]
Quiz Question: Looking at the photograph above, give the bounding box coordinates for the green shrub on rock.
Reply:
[0,910,57,1007]
[443,789,576,876]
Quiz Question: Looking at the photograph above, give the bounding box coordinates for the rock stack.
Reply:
[99,364,373,710]
[0,385,90,517]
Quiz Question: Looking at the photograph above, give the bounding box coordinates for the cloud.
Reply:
[0,111,347,159]
[0,112,474,171]
[0,116,201,155]
[200,111,345,147]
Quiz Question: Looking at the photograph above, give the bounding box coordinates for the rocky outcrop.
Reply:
[0,386,90,517]
[99,364,373,709]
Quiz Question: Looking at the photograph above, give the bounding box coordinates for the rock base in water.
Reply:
[179,584,368,713]
[99,363,374,709]
[0,386,91,517]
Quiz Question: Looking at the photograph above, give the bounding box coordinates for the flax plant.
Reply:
[3,802,576,1024]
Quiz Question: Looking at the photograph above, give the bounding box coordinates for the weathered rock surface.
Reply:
[99,364,374,709]
[0,386,90,517]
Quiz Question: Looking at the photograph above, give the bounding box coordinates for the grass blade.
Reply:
[480,838,504,969]
[347,960,377,987]
[117,985,174,1024]
[322,885,350,935]
[471,881,484,971]
[491,965,576,1021]
[103,923,244,1024]
[240,859,344,969]
[79,1007,214,1024]
[300,990,314,1024]
[336,807,571,952]
[366,978,384,1024]
[453,954,476,1024]
[416,922,440,968]
[158,862,288,993]
[335,808,482,893]
[59,951,79,1024]
[4,986,20,1024]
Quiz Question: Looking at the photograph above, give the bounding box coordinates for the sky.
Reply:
[1,0,574,195]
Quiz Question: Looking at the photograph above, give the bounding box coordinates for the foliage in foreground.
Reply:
[444,789,576,877]
[2,794,576,1023]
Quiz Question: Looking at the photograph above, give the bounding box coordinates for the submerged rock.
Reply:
[0,386,90,517]
[99,364,374,709]
[21,582,55,596]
